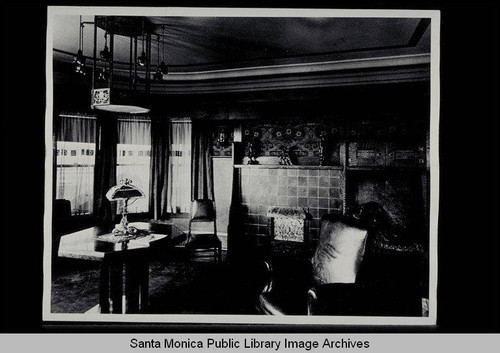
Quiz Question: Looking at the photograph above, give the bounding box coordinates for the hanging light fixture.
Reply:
[73,15,86,75]
[98,60,109,81]
[153,35,163,82]
[137,19,147,67]
[159,25,168,75]
[138,44,147,66]
[100,31,111,61]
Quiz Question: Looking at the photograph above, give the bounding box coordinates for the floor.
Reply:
[50,250,261,315]
[50,217,246,316]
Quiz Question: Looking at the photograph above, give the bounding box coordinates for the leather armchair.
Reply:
[257,258,312,315]
[308,209,426,316]
[257,203,427,317]
[52,199,72,261]
[257,213,367,316]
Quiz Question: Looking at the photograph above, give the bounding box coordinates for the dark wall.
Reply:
[214,82,430,250]
[347,169,429,243]
[52,77,431,248]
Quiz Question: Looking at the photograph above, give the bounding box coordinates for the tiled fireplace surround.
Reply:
[236,165,344,248]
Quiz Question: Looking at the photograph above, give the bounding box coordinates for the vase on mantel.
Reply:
[247,137,260,165]
[318,134,326,166]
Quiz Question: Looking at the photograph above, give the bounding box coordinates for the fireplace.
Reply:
[234,165,344,250]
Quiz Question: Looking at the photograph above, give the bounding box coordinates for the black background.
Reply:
[1,0,498,333]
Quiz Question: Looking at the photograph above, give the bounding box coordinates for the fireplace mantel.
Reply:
[234,164,343,170]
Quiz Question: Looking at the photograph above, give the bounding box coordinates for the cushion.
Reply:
[191,200,215,220]
[185,233,220,249]
[311,219,368,285]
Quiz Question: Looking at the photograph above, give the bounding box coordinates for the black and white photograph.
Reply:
[43,6,441,326]
[3,2,500,351]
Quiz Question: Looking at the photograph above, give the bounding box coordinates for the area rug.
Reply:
[50,257,257,315]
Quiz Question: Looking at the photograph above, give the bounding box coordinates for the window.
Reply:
[56,114,152,216]
[55,115,96,215]
[116,116,151,214]
[167,120,192,213]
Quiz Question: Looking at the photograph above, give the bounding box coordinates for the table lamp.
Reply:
[106,178,145,235]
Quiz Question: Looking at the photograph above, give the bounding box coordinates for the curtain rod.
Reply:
[170,117,192,123]
[59,113,151,123]
[59,113,96,120]
[118,116,151,122]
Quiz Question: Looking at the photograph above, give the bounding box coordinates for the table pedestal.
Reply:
[99,248,149,314]
[57,223,187,315]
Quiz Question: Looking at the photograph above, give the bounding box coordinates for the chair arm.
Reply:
[261,261,274,294]
[255,259,312,315]
[306,283,364,316]
[307,287,318,315]
[257,294,286,315]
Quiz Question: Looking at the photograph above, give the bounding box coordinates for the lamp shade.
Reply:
[106,179,145,201]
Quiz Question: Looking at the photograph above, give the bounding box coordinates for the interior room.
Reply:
[48,9,434,321]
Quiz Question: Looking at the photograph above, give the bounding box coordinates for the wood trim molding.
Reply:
[113,54,430,94]
[55,53,430,95]
[152,67,429,94]
[162,54,430,81]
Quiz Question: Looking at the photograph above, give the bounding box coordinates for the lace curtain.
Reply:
[117,117,151,213]
[56,115,96,215]
[167,121,192,213]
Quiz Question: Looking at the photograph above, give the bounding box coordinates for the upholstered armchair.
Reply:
[256,207,314,315]
[257,213,367,315]
[305,214,369,315]
[307,206,426,316]
[257,203,427,317]
[52,199,72,261]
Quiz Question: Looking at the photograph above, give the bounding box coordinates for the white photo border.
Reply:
[44,6,440,326]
